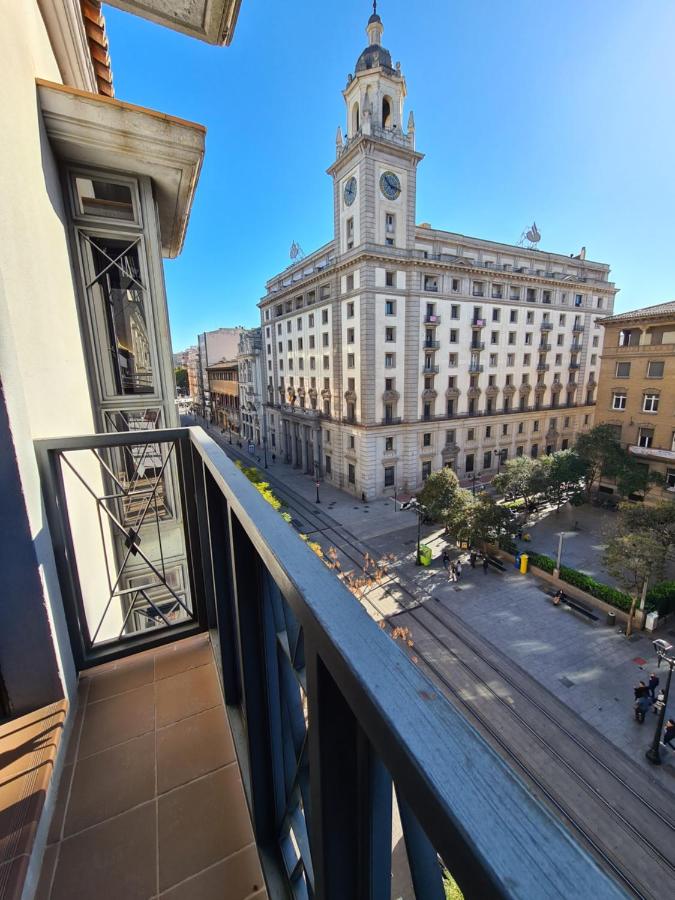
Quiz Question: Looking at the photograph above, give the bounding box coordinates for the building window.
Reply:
[385,327,395,342]
[449,353,458,367]
[510,310,518,323]
[451,278,460,292]
[666,468,675,490]
[385,299,395,315]
[465,453,474,473]
[612,392,626,410]
[526,288,536,302]
[385,270,395,287]
[321,309,329,324]
[483,450,492,469]
[385,436,394,451]
[575,294,583,307]
[385,213,395,245]
[385,353,395,368]
[347,353,355,368]
[648,360,665,378]
[322,333,329,347]
[489,354,498,367]
[451,304,460,319]
[531,443,538,458]
[643,393,660,413]
[638,427,654,448]
[346,218,354,249]
[384,466,395,487]
[423,432,431,447]
[615,361,631,378]
[347,302,354,318]
[422,461,432,481]
[323,355,330,370]
[467,428,475,441]
[348,463,355,484]
[347,328,355,343]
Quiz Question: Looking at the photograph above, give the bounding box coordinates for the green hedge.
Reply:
[498,534,517,554]
[558,566,634,613]
[524,552,636,612]
[526,552,555,573]
[646,581,675,616]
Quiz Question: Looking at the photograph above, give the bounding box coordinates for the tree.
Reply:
[492,456,546,505]
[442,487,475,543]
[466,495,514,550]
[617,501,675,551]
[416,468,461,523]
[603,531,666,636]
[614,457,665,500]
[174,366,188,393]
[539,450,586,510]
[575,425,623,497]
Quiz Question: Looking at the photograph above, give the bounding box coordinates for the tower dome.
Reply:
[355,2,393,74]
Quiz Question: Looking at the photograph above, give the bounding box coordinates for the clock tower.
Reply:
[329,3,423,255]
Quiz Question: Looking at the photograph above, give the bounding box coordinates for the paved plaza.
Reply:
[195,420,675,789]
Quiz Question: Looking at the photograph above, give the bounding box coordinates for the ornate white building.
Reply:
[237,327,264,444]
[260,9,617,498]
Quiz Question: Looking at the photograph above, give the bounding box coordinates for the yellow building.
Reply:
[207,358,240,432]
[597,300,675,498]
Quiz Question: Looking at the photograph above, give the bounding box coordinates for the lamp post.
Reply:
[646,640,675,765]
[314,462,321,504]
[401,498,427,565]
[470,472,480,496]
[493,448,503,475]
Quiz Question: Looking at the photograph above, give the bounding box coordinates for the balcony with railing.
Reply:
[468,363,484,374]
[471,317,486,328]
[14,426,625,900]
[423,314,441,325]
[540,321,553,331]
[422,340,440,350]
[422,364,440,375]
[572,322,585,333]
[470,340,485,351]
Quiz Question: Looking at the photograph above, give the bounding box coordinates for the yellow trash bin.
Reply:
[519,553,529,574]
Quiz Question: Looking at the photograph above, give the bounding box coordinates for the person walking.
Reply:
[482,556,489,575]
[455,560,462,581]
[469,550,477,569]
[648,672,660,700]
[634,681,648,701]
[449,562,457,583]
[652,689,666,715]
[634,694,651,723]
[664,719,675,750]
[442,550,450,574]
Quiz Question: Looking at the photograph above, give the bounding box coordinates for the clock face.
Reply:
[380,170,401,200]
[343,176,357,206]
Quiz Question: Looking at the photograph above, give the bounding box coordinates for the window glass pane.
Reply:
[84,237,155,396]
[76,177,134,221]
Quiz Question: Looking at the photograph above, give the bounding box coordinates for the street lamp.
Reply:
[314,462,321,504]
[401,498,427,565]
[470,472,481,496]
[646,639,675,765]
[493,448,503,474]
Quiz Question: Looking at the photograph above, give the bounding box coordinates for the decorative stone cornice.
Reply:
[485,385,500,398]
[502,384,516,396]
[550,381,563,393]
[421,388,438,400]
[344,390,358,403]
[519,383,532,394]
[445,387,461,399]
[382,389,400,402]
[467,386,482,399]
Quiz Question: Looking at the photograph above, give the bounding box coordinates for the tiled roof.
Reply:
[81,0,114,97]
[600,300,675,325]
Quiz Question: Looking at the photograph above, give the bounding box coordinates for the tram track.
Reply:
[201,424,675,897]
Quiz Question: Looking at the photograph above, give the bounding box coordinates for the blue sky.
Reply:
[104,0,675,351]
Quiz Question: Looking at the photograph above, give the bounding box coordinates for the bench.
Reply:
[543,588,598,622]
[486,555,506,573]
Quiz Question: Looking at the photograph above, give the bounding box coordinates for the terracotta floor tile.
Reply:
[0,703,65,781]
[0,763,49,860]
[0,853,30,900]
[50,802,156,900]
[77,683,154,759]
[158,766,253,892]
[47,763,73,845]
[158,844,264,900]
[155,664,221,729]
[155,635,211,681]
[157,707,235,794]
[34,843,58,900]
[64,733,155,837]
[86,654,154,703]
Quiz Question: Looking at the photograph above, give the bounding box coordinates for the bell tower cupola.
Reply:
[329,4,423,254]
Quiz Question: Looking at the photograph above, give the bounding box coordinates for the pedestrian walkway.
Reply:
[395,553,675,791]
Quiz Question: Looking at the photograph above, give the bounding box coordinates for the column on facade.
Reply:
[290,421,298,467]
[300,425,308,473]
[312,426,321,476]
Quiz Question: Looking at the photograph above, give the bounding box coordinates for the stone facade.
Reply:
[259,10,617,498]
[596,301,675,500]
[196,327,244,420]
[237,328,264,444]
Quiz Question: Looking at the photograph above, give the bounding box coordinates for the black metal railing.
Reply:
[35,427,622,900]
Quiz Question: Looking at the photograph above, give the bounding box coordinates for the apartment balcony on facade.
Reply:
[470,340,486,351]
[570,341,584,352]
[538,342,552,352]
[572,322,585,333]
[472,316,487,328]
[537,363,550,372]
[422,339,441,350]
[540,321,554,331]
[423,313,441,325]
[468,363,484,374]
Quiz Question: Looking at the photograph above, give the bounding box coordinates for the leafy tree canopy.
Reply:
[416,467,461,523]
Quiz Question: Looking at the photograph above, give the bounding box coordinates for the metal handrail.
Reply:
[35,426,622,900]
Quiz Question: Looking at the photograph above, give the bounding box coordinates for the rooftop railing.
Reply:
[35,426,622,899]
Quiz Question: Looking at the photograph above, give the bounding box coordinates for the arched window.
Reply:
[382,96,392,128]
[352,102,360,134]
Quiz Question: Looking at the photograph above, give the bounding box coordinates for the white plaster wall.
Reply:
[0,1,99,700]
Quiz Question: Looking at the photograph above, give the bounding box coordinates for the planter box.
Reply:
[485,546,644,630]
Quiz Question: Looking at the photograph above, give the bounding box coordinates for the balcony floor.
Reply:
[36,634,266,900]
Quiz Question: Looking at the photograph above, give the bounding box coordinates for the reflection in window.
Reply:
[84,236,154,396]
[76,178,134,221]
